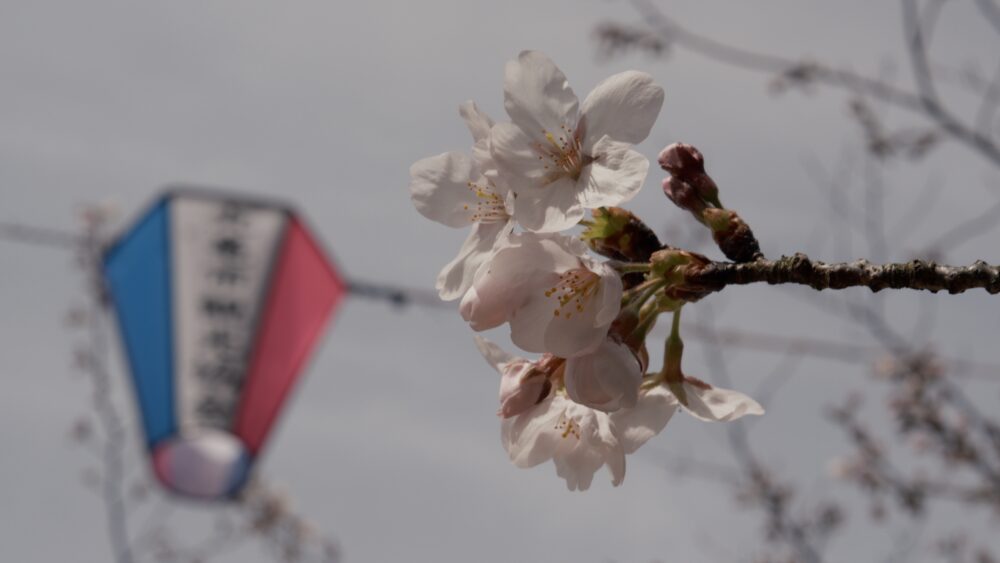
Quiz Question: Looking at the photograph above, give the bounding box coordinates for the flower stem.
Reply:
[612,262,653,275]
[660,308,685,383]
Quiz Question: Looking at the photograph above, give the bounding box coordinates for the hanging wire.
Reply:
[0,221,84,249]
[0,220,448,309]
[4,218,1000,379]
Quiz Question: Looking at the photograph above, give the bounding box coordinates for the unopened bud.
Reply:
[650,249,710,282]
[662,176,707,218]
[702,208,736,234]
[658,143,705,176]
[583,207,662,263]
[659,143,721,209]
[701,209,763,263]
[650,249,714,303]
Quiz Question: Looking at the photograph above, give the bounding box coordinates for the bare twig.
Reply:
[613,0,1000,167]
[691,255,1000,294]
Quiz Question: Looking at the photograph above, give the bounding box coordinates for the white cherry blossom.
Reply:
[474,336,552,418]
[409,102,514,301]
[669,376,765,422]
[459,232,622,359]
[610,384,679,453]
[502,385,677,490]
[491,50,664,232]
[564,338,642,412]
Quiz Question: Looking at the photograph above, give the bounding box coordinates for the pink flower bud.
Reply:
[658,143,705,176]
[662,176,707,215]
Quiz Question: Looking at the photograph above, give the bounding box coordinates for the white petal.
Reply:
[459,100,494,143]
[509,279,563,354]
[551,407,624,490]
[540,276,618,359]
[473,335,518,371]
[564,339,641,412]
[490,121,553,184]
[460,233,581,331]
[504,51,580,141]
[611,386,678,454]
[436,220,513,301]
[553,445,604,491]
[501,396,564,468]
[580,70,664,152]
[681,380,766,422]
[471,137,496,179]
[409,152,477,228]
[541,298,608,358]
[591,260,624,328]
[577,138,650,209]
[511,176,587,233]
[596,413,627,486]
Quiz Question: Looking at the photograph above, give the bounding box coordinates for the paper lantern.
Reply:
[102,188,345,499]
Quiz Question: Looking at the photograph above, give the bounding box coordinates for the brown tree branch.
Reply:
[690,255,1000,294]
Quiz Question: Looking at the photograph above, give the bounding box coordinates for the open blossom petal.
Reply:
[460,232,582,331]
[579,70,664,152]
[674,377,765,422]
[576,137,649,209]
[409,152,479,228]
[460,101,499,180]
[503,50,580,140]
[461,232,622,358]
[502,394,625,491]
[410,112,513,301]
[610,385,678,453]
[491,51,661,233]
[515,258,621,357]
[437,220,514,301]
[460,100,494,144]
[490,121,585,232]
[501,385,677,490]
[564,338,642,412]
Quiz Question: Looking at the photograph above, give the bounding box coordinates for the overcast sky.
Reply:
[2,1,1000,561]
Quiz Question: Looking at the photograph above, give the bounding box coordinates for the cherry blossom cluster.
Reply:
[410,51,763,490]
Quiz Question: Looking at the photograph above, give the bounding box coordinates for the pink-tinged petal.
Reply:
[579,70,664,152]
[501,396,564,467]
[577,138,649,209]
[680,378,766,422]
[459,285,505,331]
[460,233,581,330]
[511,176,587,233]
[409,152,479,228]
[473,335,518,371]
[611,386,678,453]
[504,51,580,141]
[564,339,641,412]
[498,368,549,418]
[475,336,550,418]
[436,219,513,301]
[508,275,563,354]
[590,260,624,328]
[459,100,494,144]
[542,306,609,358]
